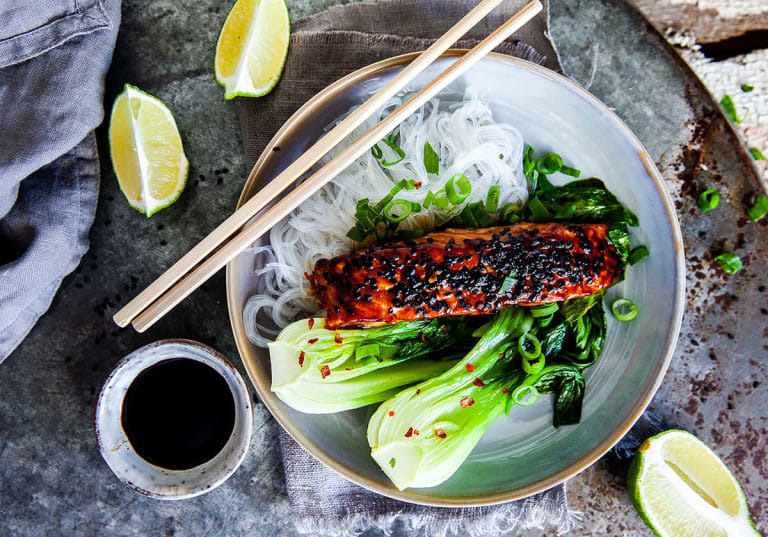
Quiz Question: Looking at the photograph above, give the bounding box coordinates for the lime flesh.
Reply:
[108,85,189,217]
[214,0,290,99]
[627,430,761,537]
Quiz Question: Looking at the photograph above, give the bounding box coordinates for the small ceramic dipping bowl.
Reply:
[95,339,253,500]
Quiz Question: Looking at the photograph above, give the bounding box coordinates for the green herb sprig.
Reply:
[720,95,743,124]
[714,252,742,274]
[747,194,768,222]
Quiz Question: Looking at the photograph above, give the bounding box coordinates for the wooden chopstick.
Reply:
[129,0,542,332]
[113,0,527,329]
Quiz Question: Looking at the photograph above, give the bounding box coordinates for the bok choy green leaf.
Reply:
[367,308,531,490]
[269,316,478,413]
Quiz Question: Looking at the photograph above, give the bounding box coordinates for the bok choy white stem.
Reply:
[366,307,531,490]
[269,316,478,413]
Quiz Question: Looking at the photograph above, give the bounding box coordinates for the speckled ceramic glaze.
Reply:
[226,52,686,506]
[95,340,253,500]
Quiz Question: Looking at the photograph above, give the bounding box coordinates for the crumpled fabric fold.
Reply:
[0,0,121,362]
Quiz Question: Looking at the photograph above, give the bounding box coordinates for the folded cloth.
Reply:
[236,1,575,535]
[0,0,121,362]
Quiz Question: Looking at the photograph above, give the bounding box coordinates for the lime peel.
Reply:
[628,429,760,537]
[108,84,189,217]
[214,0,290,99]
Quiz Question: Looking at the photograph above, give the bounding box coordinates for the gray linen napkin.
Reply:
[0,0,121,362]
[237,1,575,535]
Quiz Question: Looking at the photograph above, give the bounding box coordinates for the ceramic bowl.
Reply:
[226,51,685,506]
[95,339,253,499]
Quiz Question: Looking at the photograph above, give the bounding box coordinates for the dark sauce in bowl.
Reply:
[121,358,236,470]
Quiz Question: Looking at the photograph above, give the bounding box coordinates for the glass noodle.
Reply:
[244,89,528,346]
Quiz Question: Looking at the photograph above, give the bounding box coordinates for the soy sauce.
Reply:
[121,358,235,470]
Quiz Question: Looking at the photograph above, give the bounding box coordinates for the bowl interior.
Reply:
[227,53,684,505]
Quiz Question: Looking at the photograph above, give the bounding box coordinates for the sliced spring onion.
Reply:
[499,272,517,293]
[714,252,742,274]
[560,165,581,177]
[522,354,545,375]
[741,84,754,93]
[460,204,477,228]
[499,202,521,224]
[380,138,406,166]
[374,180,408,212]
[536,153,563,175]
[485,186,500,212]
[511,385,538,406]
[527,196,551,220]
[750,147,766,161]
[747,194,768,221]
[383,199,412,223]
[526,169,539,193]
[529,303,559,318]
[469,201,493,227]
[697,188,720,211]
[371,144,383,158]
[628,245,650,265]
[720,95,742,124]
[423,141,439,174]
[423,190,434,209]
[611,298,638,321]
[411,202,422,212]
[445,173,472,205]
[355,343,381,360]
[354,200,375,229]
[431,191,450,209]
[518,333,542,360]
[346,225,366,242]
[522,145,535,177]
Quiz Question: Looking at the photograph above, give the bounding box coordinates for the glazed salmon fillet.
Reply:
[310,222,622,328]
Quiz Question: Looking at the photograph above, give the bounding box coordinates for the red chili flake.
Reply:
[405,427,414,438]
[345,367,353,370]
[465,364,475,373]
[320,365,330,378]
[420,332,428,344]
[441,326,448,335]
[308,338,318,344]
[460,397,475,408]
[473,378,486,387]
[334,333,343,344]
[388,411,395,417]
[434,428,447,439]
[298,351,305,367]
[308,318,315,330]
[413,181,422,189]
[414,429,420,435]
[502,388,511,395]
[416,389,421,395]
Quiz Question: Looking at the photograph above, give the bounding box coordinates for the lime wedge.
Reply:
[214,0,290,99]
[628,430,760,537]
[108,84,189,217]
